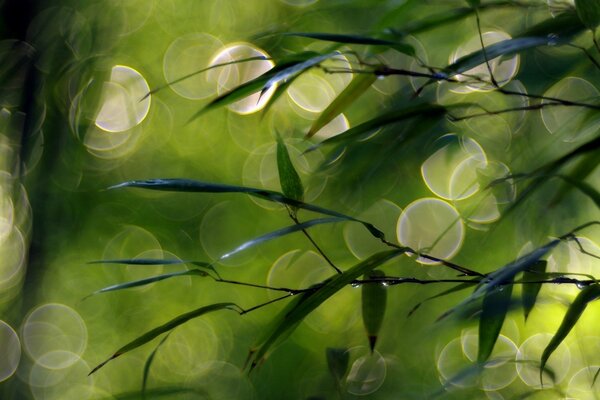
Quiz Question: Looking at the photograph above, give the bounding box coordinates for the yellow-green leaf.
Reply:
[307,73,376,138]
[276,133,304,203]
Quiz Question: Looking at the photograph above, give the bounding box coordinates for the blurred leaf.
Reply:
[326,347,349,384]
[307,73,377,138]
[478,282,513,362]
[109,179,386,240]
[247,249,404,370]
[575,0,600,30]
[106,387,208,400]
[522,260,547,321]
[556,175,600,208]
[550,151,599,206]
[284,32,414,55]
[259,51,341,100]
[90,303,239,375]
[85,269,207,298]
[276,133,304,205]
[306,103,446,152]
[540,284,600,385]
[361,270,387,352]
[466,0,480,7]
[142,333,171,400]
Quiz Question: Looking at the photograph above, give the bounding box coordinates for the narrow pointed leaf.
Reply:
[276,133,304,203]
[109,179,386,240]
[106,387,208,400]
[247,249,404,370]
[142,333,171,399]
[556,175,600,208]
[85,269,207,298]
[407,279,480,317]
[284,32,414,55]
[307,73,377,138]
[478,282,513,362]
[540,284,600,384]
[575,0,600,30]
[259,51,341,99]
[361,270,387,352]
[326,347,349,384]
[306,103,446,152]
[466,0,480,7]
[90,302,239,375]
[550,151,599,206]
[522,260,547,321]
[438,239,560,322]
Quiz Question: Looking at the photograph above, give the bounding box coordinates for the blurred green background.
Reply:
[0,0,599,399]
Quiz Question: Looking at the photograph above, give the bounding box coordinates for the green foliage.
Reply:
[575,0,600,30]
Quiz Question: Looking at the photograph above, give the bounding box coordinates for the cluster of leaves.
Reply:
[87,0,600,398]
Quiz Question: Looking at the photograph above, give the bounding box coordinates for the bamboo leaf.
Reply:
[361,270,387,352]
[522,260,547,321]
[540,284,600,385]
[89,302,239,375]
[466,0,480,7]
[259,51,342,100]
[407,279,480,317]
[326,347,349,384]
[478,282,513,363]
[84,269,207,298]
[556,175,600,208]
[575,0,600,30]
[217,217,344,262]
[438,239,560,322]
[276,133,304,203]
[283,32,414,55]
[105,387,208,400]
[305,103,446,152]
[247,249,404,370]
[109,179,386,240]
[307,73,377,138]
[141,333,171,400]
[550,151,599,206]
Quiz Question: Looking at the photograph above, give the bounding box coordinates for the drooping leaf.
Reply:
[307,73,377,138]
[247,249,404,370]
[575,0,600,30]
[478,282,513,363]
[109,179,386,240]
[89,302,239,375]
[142,332,171,400]
[259,51,342,100]
[305,103,446,152]
[361,270,387,352]
[276,133,304,204]
[556,175,600,208]
[326,347,349,384]
[540,284,600,385]
[283,32,414,55]
[438,239,560,322]
[84,269,207,298]
[521,260,547,321]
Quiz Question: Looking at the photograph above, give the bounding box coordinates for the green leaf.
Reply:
[247,249,404,370]
[109,179,386,240]
[575,0,600,30]
[283,32,414,55]
[361,270,387,352]
[540,284,600,385]
[89,302,239,375]
[259,51,342,100]
[307,73,377,138]
[556,175,600,208]
[84,269,207,298]
[478,282,513,362]
[466,0,480,7]
[276,133,304,203]
[438,239,560,322]
[550,151,599,206]
[105,387,208,400]
[407,279,480,317]
[141,333,171,400]
[326,347,349,384]
[306,103,446,152]
[522,260,547,321]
